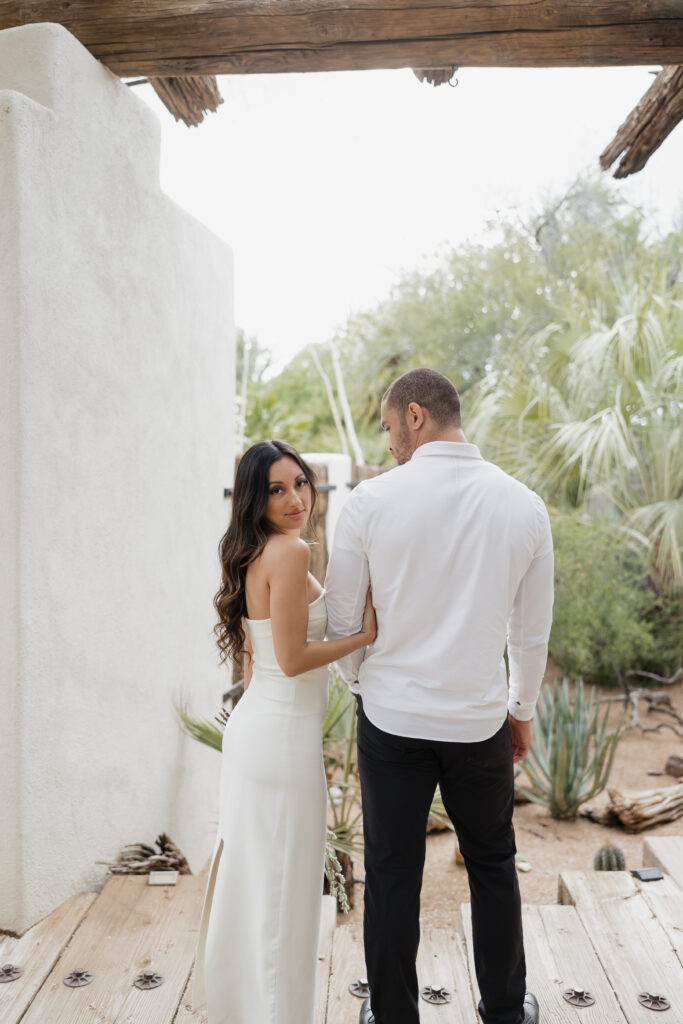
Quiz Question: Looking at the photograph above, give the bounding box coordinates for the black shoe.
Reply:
[522,991,539,1024]
[359,995,375,1024]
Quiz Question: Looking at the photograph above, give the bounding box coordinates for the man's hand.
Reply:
[507,713,532,764]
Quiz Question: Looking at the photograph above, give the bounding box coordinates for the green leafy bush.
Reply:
[549,513,656,687]
[642,590,683,680]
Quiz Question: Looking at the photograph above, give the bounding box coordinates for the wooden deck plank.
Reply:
[326,924,367,1024]
[0,892,97,1024]
[174,967,207,1024]
[460,903,627,1024]
[559,870,683,1023]
[631,873,683,962]
[534,905,627,1023]
[416,927,478,1023]
[643,836,683,892]
[315,895,337,1024]
[19,873,204,1024]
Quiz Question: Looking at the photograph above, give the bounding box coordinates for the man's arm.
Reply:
[507,496,554,734]
[324,499,370,690]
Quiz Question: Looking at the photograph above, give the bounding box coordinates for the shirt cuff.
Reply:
[507,697,536,721]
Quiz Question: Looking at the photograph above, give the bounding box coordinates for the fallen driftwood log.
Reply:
[98,832,191,874]
[582,783,683,832]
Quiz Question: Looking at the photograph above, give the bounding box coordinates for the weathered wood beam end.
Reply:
[149,75,223,127]
[600,65,683,178]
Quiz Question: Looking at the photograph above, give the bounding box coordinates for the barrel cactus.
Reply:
[593,842,625,871]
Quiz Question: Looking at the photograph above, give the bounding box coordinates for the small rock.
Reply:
[515,854,532,872]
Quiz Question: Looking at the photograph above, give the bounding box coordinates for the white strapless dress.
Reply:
[192,592,329,1024]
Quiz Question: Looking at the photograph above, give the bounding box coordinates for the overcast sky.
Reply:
[139,67,683,371]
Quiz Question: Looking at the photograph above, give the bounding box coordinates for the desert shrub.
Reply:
[549,513,656,687]
[642,590,683,679]
[516,679,624,819]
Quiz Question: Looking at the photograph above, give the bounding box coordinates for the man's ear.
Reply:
[407,402,426,430]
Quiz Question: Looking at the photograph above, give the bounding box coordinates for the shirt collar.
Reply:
[410,441,483,462]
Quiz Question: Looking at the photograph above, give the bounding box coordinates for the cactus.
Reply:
[593,842,625,871]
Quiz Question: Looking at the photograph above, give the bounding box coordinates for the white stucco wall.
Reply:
[0,23,234,934]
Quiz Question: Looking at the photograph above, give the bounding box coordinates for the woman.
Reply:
[192,439,375,1024]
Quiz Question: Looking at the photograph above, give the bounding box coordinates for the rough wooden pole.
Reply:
[600,65,683,178]
[302,465,329,585]
[1,2,683,75]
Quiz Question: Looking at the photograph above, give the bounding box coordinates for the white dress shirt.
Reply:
[324,441,554,742]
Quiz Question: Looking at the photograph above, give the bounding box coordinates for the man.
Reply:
[324,368,554,1024]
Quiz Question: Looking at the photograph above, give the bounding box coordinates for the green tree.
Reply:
[469,242,683,591]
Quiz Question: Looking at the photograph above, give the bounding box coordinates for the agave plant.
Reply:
[175,697,224,751]
[515,678,624,820]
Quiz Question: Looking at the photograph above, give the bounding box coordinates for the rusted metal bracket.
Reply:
[0,964,22,983]
[64,969,94,987]
[564,987,596,1007]
[421,984,452,1004]
[638,992,671,1011]
[134,970,164,990]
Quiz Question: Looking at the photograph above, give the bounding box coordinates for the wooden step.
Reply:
[326,923,367,1024]
[0,892,97,1024]
[315,895,338,1024]
[18,872,204,1024]
[643,835,683,892]
[460,902,626,1023]
[173,968,207,1024]
[325,923,477,1023]
[559,870,683,1022]
[416,927,478,1023]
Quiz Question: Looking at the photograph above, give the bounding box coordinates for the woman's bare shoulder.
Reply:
[261,534,310,571]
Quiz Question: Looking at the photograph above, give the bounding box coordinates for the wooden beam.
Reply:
[149,75,224,127]
[1,2,683,76]
[600,65,683,178]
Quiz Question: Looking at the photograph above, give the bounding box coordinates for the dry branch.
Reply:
[598,686,683,738]
[98,832,191,874]
[600,65,683,178]
[149,75,223,127]
[582,783,683,831]
[1,3,683,75]
[626,666,683,686]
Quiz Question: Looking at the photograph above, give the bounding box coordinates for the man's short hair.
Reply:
[383,368,461,428]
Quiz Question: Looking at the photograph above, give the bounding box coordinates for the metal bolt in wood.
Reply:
[0,964,22,983]
[421,984,452,1004]
[563,988,596,1007]
[349,977,370,998]
[63,968,94,987]
[134,970,164,989]
[638,992,671,1011]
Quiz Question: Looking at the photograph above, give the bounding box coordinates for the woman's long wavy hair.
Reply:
[214,439,317,666]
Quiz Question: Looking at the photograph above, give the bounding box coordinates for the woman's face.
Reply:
[265,456,312,533]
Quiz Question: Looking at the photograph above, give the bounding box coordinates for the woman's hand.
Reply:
[359,588,377,645]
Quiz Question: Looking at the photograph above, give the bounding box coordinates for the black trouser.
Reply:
[356,697,525,1024]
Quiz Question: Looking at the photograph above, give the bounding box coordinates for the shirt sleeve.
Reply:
[324,496,370,691]
[507,496,554,721]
